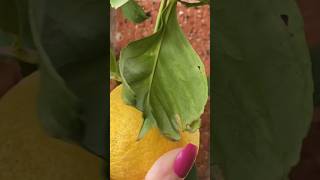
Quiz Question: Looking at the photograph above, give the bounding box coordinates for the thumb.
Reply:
[145,143,198,180]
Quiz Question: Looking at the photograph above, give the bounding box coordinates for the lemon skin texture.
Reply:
[110,85,200,180]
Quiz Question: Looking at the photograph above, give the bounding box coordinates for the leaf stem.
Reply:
[154,0,168,32]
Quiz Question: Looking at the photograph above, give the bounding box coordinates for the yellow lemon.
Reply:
[0,72,104,180]
[110,85,199,180]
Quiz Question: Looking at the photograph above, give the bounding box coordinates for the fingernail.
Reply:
[173,143,198,178]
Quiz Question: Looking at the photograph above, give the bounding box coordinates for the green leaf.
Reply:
[121,0,149,23]
[0,46,38,64]
[0,0,37,64]
[213,0,313,180]
[0,30,15,47]
[119,0,208,140]
[110,48,121,81]
[0,0,19,34]
[17,61,38,77]
[0,0,34,48]
[58,59,107,159]
[310,45,320,106]
[0,29,37,77]
[185,165,198,180]
[28,0,107,158]
[15,0,35,49]
[110,0,129,9]
[0,29,38,64]
[212,165,225,180]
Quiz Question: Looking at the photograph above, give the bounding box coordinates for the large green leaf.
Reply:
[58,59,107,159]
[0,0,19,34]
[119,0,208,140]
[213,0,313,180]
[28,0,107,158]
[15,0,35,49]
[0,30,15,47]
[0,0,37,64]
[121,0,149,24]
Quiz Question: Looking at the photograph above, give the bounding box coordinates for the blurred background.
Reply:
[0,1,107,179]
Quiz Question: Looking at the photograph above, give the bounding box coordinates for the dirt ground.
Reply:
[110,1,210,179]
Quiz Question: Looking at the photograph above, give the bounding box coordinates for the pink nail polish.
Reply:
[173,143,198,178]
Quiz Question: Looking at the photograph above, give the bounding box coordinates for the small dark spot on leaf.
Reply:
[197,66,200,70]
[280,14,289,26]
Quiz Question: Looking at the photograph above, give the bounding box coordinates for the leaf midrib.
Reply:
[145,3,178,133]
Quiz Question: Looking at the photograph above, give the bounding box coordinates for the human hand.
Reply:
[145,143,198,180]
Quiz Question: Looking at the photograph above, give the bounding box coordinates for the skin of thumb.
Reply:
[145,148,184,180]
[145,144,198,180]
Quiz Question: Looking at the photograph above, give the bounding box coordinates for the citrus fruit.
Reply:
[110,85,200,180]
[0,72,104,180]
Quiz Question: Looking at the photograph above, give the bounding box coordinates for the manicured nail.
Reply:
[173,143,198,178]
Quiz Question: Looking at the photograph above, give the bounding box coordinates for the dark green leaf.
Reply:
[212,165,225,180]
[0,30,15,47]
[310,45,320,106]
[0,0,34,48]
[18,61,38,77]
[185,165,198,180]
[58,59,107,159]
[0,46,38,64]
[0,29,38,76]
[213,0,313,180]
[0,0,37,64]
[15,0,35,49]
[110,48,121,81]
[0,0,19,34]
[121,0,149,23]
[120,0,208,140]
[29,0,108,158]
[0,30,38,64]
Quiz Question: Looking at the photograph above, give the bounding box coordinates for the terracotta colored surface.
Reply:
[297,0,320,47]
[290,120,320,180]
[110,1,210,179]
[199,98,210,179]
